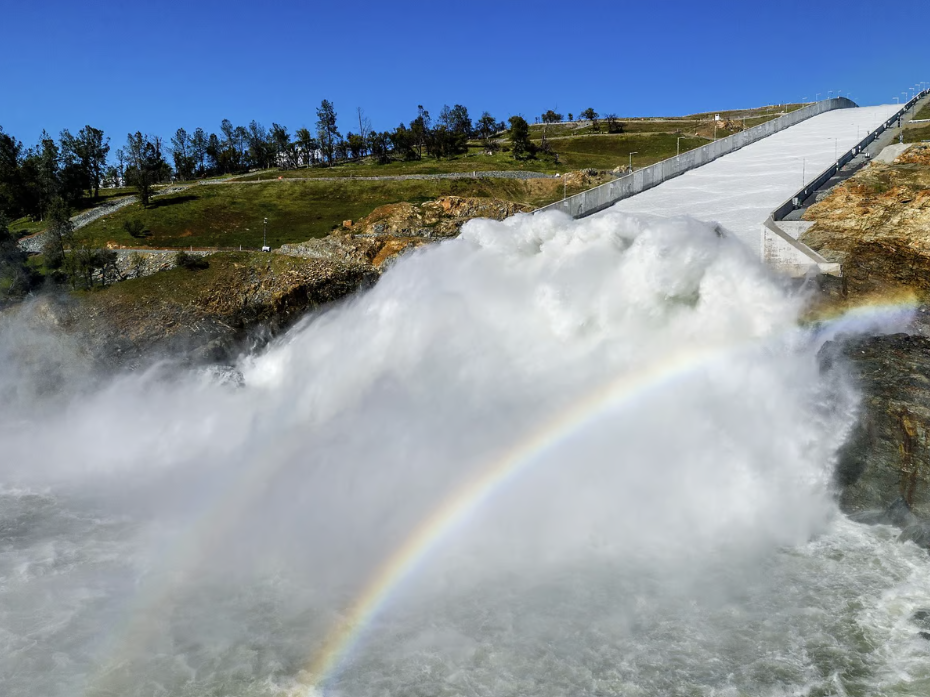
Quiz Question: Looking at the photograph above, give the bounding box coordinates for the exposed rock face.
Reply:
[822,332,930,518]
[279,195,533,269]
[352,195,532,238]
[16,254,376,369]
[800,147,930,302]
[278,235,430,269]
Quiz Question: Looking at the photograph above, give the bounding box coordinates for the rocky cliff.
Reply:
[12,253,376,370]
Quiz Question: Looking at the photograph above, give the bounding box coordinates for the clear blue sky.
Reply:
[2,0,927,153]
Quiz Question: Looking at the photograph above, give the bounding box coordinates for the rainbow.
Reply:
[81,295,919,696]
[300,296,920,693]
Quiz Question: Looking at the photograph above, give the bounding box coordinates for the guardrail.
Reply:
[761,88,930,276]
[535,98,858,220]
[772,89,930,221]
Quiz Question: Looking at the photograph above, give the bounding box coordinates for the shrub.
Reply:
[175,251,209,270]
[123,219,147,238]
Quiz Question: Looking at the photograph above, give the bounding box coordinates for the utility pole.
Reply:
[677,137,682,156]
[263,217,268,250]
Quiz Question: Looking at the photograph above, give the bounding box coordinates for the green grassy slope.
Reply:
[74,177,579,249]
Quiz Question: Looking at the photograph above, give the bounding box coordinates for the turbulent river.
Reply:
[2,209,930,696]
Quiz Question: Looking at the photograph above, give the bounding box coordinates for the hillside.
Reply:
[70,175,605,250]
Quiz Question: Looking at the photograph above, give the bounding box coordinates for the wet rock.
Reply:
[848,496,919,528]
[822,333,930,517]
[899,522,930,549]
[12,254,377,371]
[910,609,930,631]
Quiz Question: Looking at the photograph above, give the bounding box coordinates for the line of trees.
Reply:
[0,125,111,222]
[3,99,593,221]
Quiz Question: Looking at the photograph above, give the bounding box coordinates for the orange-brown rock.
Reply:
[800,146,930,303]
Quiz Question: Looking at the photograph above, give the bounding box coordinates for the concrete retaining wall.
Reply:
[762,88,930,276]
[535,98,858,219]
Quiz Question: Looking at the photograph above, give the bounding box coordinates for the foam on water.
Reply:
[0,208,928,696]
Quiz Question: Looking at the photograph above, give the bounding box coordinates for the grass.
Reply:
[546,133,708,170]
[8,187,137,237]
[74,177,584,249]
[904,124,930,143]
[238,105,800,181]
[82,251,299,305]
[913,103,930,121]
[238,147,565,180]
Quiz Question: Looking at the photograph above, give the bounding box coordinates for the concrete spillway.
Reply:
[604,105,900,248]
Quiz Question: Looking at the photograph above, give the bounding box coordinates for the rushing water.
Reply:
[1,209,929,697]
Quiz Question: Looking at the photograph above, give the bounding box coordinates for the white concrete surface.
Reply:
[874,143,909,163]
[604,105,900,249]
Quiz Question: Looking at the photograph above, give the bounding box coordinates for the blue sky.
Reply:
[2,0,927,151]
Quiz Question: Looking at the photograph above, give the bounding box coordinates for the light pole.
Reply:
[677,137,682,156]
[628,151,638,172]
[816,92,821,100]
[894,96,900,104]
[263,217,268,250]
[828,90,833,99]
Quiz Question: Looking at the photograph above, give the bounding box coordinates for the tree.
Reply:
[294,127,318,167]
[42,197,73,271]
[0,213,35,300]
[170,128,196,180]
[124,132,167,206]
[206,133,221,173]
[568,112,573,122]
[390,123,416,160]
[508,115,534,160]
[190,128,208,176]
[580,108,600,132]
[540,110,563,153]
[115,147,126,185]
[604,113,623,134]
[367,131,391,164]
[410,105,430,160]
[0,127,25,219]
[60,125,110,197]
[33,131,60,216]
[356,107,372,144]
[80,126,109,197]
[476,112,498,150]
[316,100,341,166]
[245,121,271,170]
[435,104,469,156]
[346,132,366,160]
[271,123,292,168]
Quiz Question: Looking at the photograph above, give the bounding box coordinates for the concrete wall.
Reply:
[762,88,930,276]
[535,98,858,219]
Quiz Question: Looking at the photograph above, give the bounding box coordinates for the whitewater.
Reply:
[3,104,930,697]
